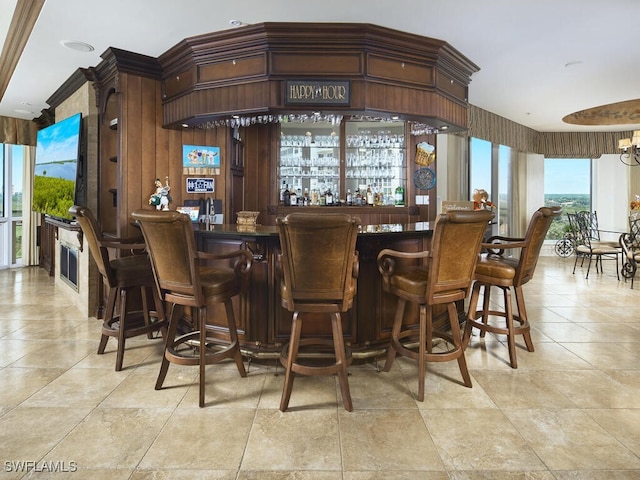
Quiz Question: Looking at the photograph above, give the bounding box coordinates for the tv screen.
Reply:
[32,112,83,222]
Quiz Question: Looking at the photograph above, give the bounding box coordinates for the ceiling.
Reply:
[1,0,639,133]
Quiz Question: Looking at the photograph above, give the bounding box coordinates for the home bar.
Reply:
[43,22,479,359]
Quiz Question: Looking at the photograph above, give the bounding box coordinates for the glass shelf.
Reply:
[278,119,406,206]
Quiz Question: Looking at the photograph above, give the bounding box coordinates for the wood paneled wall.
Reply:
[100,71,231,238]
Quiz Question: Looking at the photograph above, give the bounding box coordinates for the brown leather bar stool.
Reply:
[131,209,252,407]
[276,212,360,412]
[462,206,562,368]
[69,206,167,371]
[377,209,493,402]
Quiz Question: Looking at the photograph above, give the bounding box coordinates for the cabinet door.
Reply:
[345,120,406,206]
[279,122,341,205]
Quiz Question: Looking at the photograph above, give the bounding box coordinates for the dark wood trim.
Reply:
[46,68,96,111]
[0,0,45,105]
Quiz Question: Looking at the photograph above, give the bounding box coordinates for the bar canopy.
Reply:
[153,23,480,132]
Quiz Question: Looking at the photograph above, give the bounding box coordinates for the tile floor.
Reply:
[0,256,639,479]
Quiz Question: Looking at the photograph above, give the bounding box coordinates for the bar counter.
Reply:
[194,222,434,360]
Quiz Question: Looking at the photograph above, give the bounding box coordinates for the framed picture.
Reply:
[182,145,220,175]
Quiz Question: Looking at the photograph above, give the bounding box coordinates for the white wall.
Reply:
[593,153,629,242]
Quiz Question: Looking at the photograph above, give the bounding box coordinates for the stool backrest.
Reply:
[277,213,360,313]
[428,209,494,301]
[629,211,640,248]
[132,210,203,306]
[516,206,562,285]
[69,205,116,287]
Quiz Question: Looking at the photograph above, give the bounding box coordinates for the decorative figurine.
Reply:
[150,176,172,210]
[472,188,495,210]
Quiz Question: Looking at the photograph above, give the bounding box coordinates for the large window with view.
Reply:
[544,158,591,242]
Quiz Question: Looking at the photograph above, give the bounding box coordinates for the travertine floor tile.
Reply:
[1,257,639,479]
[420,409,546,471]
[21,367,129,408]
[139,407,254,470]
[504,408,640,470]
[43,407,173,469]
[587,408,640,457]
[242,409,340,471]
[0,406,91,464]
[471,370,576,409]
[131,471,236,480]
[0,367,65,407]
[340,409,444,471]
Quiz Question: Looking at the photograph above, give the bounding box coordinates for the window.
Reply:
[543,158,591,240]
[470,138,492,199]
[469,137,513,237]
[0,143,24,268]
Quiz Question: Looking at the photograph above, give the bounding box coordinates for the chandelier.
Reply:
[618,131,640,166]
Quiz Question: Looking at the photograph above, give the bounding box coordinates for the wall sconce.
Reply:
[619,131,640,166]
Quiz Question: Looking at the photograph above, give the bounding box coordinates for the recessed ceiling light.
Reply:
[60,40,95,52]
[229,19,245,28]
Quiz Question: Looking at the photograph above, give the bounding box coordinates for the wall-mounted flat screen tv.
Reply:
[32,112,84,223]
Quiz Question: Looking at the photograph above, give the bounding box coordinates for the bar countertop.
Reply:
[196,222,433,237]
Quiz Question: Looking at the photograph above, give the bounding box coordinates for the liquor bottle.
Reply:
[355,189,362,206]
[311,189,319,205]
[280,180,286,204]
[290,188,297,206]
[303,188,310,206]
[283,184,291,206]
[346,188,352,206]
[326,189,334,205]
[366,185,374,206]
[395,185,405,206]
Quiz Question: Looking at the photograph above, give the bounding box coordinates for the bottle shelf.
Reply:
[278,119,407,204]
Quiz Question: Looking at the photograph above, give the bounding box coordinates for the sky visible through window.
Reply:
[544,158,590,194]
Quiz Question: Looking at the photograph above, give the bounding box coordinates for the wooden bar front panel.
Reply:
[195,226,433,358]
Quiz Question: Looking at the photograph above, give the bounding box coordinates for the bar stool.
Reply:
[276,213,360,412]
[462,206,562,368]
[131,209,252,407]
[69,206,167,371]
[376,209,493,401]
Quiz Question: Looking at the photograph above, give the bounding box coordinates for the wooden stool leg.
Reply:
[156,303,179,390]
[480,284,491,337]
[418,304,427,402]
[503,288,517,369]
[463,281,482,348]
[514,286,534,352]
[280,311,302,412]
[448,303,472,388]
[383,298,406,372]
[140,286,154,339]
[331,312,352,412]
[199,306,207,407]
[225,300,246,377]
[153,289,167,343]
[98,287,117,354]
[115,288,128,371]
